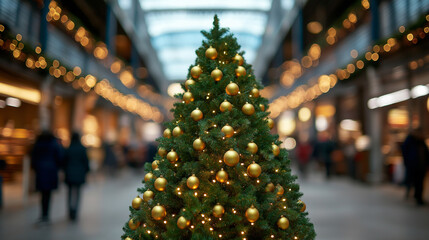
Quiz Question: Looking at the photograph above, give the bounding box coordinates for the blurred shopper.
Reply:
[296,140,312,179]
[343,139,357,179]
[63,132,90,221]
[31,131,63,224]
[313,132,336,179]
[401,128,429,205]
[103,141,118,176]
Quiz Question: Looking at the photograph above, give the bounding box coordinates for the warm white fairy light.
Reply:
[244,173,248,176]
[143,224,147,227]
[202,220,205,224]
[175,164,178,167]
[213,179,216,183]
[283,206,287,209]
[219,218,222,221]
[275,169,279,172]
[191,225,194,229]
[241,231,245,235]
[194,192,198,196]
[163,220,167,224]
[256,180,260,183]
[210,227,214,231]
[282,198,286,202]
[212,110,216,113]
[271,235,275,238]
[251,223,254,226]
[219,234,222,238]
[178,192,182,195]
[177,187,181,191]
[241,163,244,166]
[219,160,222,163]
[208,218,212,221]
[201,214,205,217]
[213,124,217,127]
[226,181,230,184]
[147,230,151,234]
[204,193,207,197]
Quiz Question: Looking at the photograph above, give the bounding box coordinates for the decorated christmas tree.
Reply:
[122,16,315,240]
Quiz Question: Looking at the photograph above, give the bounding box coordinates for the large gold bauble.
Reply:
[211,67,223,81]
[193,138,205,151]
[245,206,259,223]
[277,216,290,230]
[128,219,140,230]
[186,174,200,189]
[226,82,239,96]
[267,118,274,129]
[272,144,280,156]
[233,54,244,65]
[259,104,265,111]
[247,162,261,178]
[125,237,133,240]
[213,204,225,218]
[190,65,202,79]
[191,108,203,121]
[131,196,142,210]
[205,46,218,60]
[144,172,154,182]
[158,147,167,157]
[143,190,154,202]
[242,102,255,116]
[221,124,234,138]
[152,160,159,170]
[154,176,167,191]
[172,126,183,137]
[177,216,190,229]
[183,91,194,103]
[247,142,258,154]
[219,100,232,112]
[276,185,285,196]
[164,128,172,138]
[224,148,239,167]
[235,66,246,77]
[250,88,260,97]
[298,200,306,212]
[185,79,195,90]
[265,183,275,192]
[151,205,166,220]
[167,150,179,163]
[216,168,228,183]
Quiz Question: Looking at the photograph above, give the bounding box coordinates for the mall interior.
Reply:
[0,0,429,239]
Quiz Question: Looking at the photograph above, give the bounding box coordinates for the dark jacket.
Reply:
[402,134,429,175]
[64,139,90,185]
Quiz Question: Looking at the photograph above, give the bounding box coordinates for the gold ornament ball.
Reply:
[144,172,154,182]
[128,219,140,230]
[193,138,205,151]
[125,237,133,240]
[131,196,142,210]
[267,118,274,129]
[213,204,225,218]
[151,205,166,220]
[158,147,167,157]
[247,162,262,178]
[235,66,246,77]
[167,150,179,163]
[221,124,234,138]
[205,46,218,60]
[177,216,190,229]
[219,100,232,112]
[247,142,258,154]
[173,126,183,137]
[245,206,259,223]
[242,102,255,116]
[191,108,203,121]
[224,148,239,167]
[216,168,228,183]
[277,216,290,230]
[276,185,285,196]
[251,88,260,97]
[154,176,167,191]
[164,128,172,138]
[152,160,159,170]
[226,82,239,96]
[233,54,244,65]
[187,174,200,189]
[265,183,275,192]
[185,79,195,90]
[259,104,265,111]
[143,190,154,202]
[183,91,194,103]
[272,144,280,156]
[211,67,223,81]
[298,200,306,212]
[190,65,202,79]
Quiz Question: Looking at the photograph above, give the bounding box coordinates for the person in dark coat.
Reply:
[31,130,63,223]
[63,132,90,221]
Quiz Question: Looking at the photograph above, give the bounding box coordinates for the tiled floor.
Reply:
[1,169,429,240]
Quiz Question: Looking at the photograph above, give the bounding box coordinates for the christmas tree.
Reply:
[122,16,315,240]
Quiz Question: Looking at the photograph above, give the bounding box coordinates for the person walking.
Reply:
[63,132,90,221]
[31,131,63,224]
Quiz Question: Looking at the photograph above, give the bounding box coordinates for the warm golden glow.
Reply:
[119,70,135,88]
[298,107,311,122]
[307,21,323,34]
[0,82,41,104]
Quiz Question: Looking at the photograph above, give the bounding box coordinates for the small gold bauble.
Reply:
[151,204,166,220]
[242,102,255,116]
[224,148,239,167]
[272,144,280,156]
[259,104,265,111]
[143,190,154,202]
[216,168,228,183]
[205,46,218,60]
[191,108,203,121]
[125,237,133,240]
[183,91,194,103]
[265,183,275,192]
[158,147,167,157]
[152,160,159,170]
[245,206,259,223]
[247,162,262,178]
[277,216,290,230]
[173,126,183,137]
[177,216,190,229]
[276,185,284,196]
[190,65,202,79]
[187,174,200,189]
[219,100,232,112]
[128,219,140,230]
[211,67,223,81]
[247,142,258,154]
[267,118,274,129]
[164,128,172,138]
[233,54,244,65]
[213,204,225,218]
[226,82,239,96]
[144,172,154,182]
[185,79,195,90]
[298,200,306,212]
[167,150,179,163]
[221,124,234,138]
[131,196,142,210]
[250,88,260,97]
[193,138,205,151]
[154,176,167,191]
[235,66,246,77]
